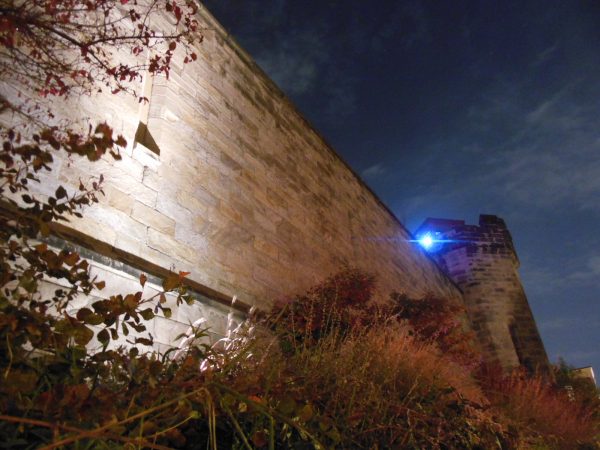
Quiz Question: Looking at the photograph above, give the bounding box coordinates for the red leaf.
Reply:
[251,431,268,448]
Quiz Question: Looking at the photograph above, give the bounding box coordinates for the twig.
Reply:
[0,415,171,450]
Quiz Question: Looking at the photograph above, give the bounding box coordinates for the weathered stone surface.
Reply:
[147,228,198,265]
[104,185,134,215]
[131,201,175,235]
[23,4,463,330]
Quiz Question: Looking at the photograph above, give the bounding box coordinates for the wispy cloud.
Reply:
[373,0,431,49]
[539,318,576,331]
[255,31,325,96]
[209,0,434,127]
[423,76,600,215]
[565,256,600,281]
[553,349,600,367]
[397,0,431,48]
[361,163,386,178]
[251,24,361,122]
[530,44,558,68]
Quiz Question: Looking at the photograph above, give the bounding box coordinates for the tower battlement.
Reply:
[417,215,551,374]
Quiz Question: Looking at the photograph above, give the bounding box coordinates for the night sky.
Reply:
[203,0,600,376]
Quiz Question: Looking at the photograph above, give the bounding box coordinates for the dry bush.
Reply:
[213,269,598,449]
[482,369,600,449]
[230,317,507,449]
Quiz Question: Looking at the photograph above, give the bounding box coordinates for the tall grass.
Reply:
[217,269,505,448]
[226,320,506,449]
[230,268,599,449]
[481,368,599,449]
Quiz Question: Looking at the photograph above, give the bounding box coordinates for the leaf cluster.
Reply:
[0,0,200,101]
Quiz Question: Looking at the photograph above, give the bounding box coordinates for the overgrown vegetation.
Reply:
[2,262,598,448]
[1,1,599,448]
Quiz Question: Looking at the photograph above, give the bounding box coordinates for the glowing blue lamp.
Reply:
[418,233,434,250]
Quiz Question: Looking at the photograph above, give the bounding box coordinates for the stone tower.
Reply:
[415,215,551,374]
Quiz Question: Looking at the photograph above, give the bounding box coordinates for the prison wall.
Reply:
[12,5,462,314]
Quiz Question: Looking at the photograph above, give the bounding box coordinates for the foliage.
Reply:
[0,0,202,447]
[227,323,504,449]
[235,271,501,449]
[553,358,600,413]
[264,268,379,351]
[392,292,481,368]
[0,0,199,102]
[2,254,600,449]
[480,367,599,449]
[249,271,598,449]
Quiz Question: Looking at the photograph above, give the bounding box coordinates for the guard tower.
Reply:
[415,215,551,374]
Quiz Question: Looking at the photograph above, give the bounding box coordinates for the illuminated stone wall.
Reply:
[38,237,243,354]
[417,215,551,373]
[15,6,462,318]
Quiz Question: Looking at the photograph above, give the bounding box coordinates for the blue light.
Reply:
[411,231,459,251]
[419,233,434,250]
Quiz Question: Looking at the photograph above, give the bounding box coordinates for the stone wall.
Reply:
[40,237,243,354]
[416,215,550,373]
[7,5,462,320]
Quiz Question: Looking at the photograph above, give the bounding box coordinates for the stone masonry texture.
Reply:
[416,215,551,374]
[8,4,462,319]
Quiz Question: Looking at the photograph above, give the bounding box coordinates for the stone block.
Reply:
[104,185,134,215]
[253,236,279,261]
[176,189,209,215]
[109,174,157,207]
[132,144,161,172]
[156,194,192,225]
[213,223,254,248]
[131,201,175,235]
[86,205,146,243]
[147,228,198,266]
[142,167,161,191]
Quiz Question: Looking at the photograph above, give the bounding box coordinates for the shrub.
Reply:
[480,366,599,449]
[392,292,481,369]
[242,269,508,449]
[265,268,378,351]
